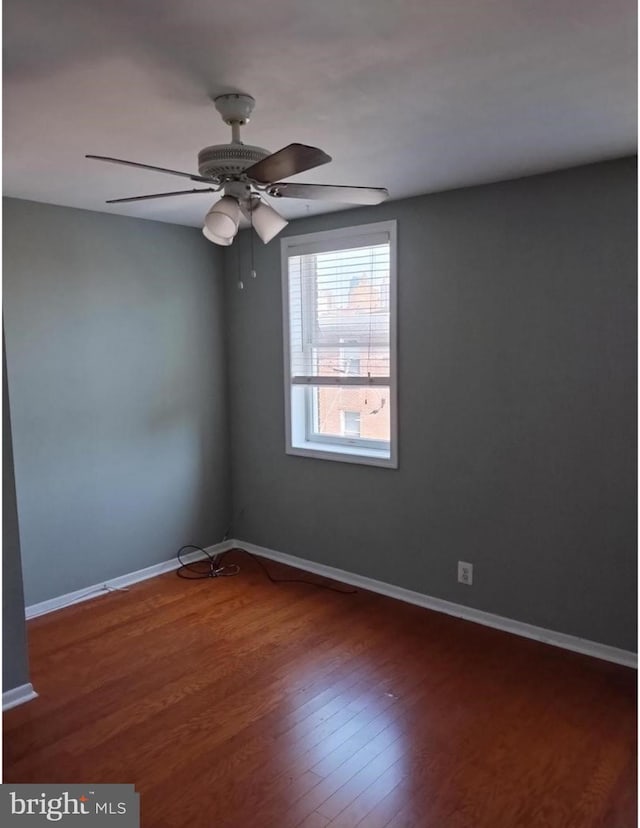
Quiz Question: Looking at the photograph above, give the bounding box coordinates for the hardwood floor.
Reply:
[4,549,637,827]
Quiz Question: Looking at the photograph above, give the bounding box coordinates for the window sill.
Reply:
[286,439,397,469]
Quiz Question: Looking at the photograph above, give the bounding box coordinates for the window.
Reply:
[282,220,397,468]
[342,411,361,437]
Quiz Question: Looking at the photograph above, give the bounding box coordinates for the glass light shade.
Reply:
[204,196,241,238]
[251,201,289,244]
[202,225,233,246]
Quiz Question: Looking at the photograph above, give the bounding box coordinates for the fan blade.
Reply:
[244,144,331,184]
[106,188,219,204]
[86,154,216,184]
[267,182,389,205]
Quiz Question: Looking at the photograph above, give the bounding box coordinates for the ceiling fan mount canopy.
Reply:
[213,93,256,126]
[199,93,271,178]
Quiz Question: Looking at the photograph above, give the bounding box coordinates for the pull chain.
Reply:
[251,204,257,279]
[237,236,243,290]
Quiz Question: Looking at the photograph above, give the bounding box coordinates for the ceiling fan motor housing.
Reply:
[198,143,270,179]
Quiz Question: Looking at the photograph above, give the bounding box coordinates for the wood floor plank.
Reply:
[298,812,331,828]
[352,779,410,827]
[4,549,636,828]
[314,753,405,821]
[326,762,406,827]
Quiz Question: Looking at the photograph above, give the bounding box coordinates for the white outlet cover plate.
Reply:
[458,561,473,585]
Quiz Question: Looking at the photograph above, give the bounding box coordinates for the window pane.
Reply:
[310,385,390,442]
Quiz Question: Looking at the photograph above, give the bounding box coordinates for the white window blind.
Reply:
[286,228,391,387]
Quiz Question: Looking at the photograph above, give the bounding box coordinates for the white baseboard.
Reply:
[234,540,637,669]
[24,537,636,670]
[3,682,38,711]
[25,541,234,619]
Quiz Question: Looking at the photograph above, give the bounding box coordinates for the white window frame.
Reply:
[281,220,398,469]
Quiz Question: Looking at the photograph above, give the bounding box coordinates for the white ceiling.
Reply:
[4,0,637,227]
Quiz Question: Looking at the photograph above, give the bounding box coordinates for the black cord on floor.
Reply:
[232,548,357,594]
[175,545,238,579]
[176,545,357,594]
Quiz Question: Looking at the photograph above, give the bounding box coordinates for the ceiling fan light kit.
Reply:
[250,200,289,244]
[202,225,234,246]
[204,194,241,239]
[86,92,390,252]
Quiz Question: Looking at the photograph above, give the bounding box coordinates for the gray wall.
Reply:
[3,329,30,690]
[225,157,637,651]
[3,158,636,659]
[3,198,231,606]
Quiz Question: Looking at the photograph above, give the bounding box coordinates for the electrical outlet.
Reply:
[458,561,473,585]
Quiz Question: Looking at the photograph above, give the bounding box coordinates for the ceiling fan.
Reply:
[86,93,390,247]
